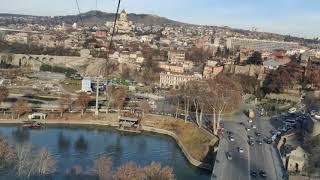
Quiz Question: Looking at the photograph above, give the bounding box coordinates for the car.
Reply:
[226,152,232,160]
[238,147,244,153]
[239,122,244,126]
[264,137,272,144]
[255,132,261,136]
[227,131,234,136]
[259,170,267,178]
[248,135,254,141]
[252,124,257,129]
[250,170,257,177]
[248,140,254,146]
[245,127,251,131]
[256,140,263,145]
[229,135,235,141]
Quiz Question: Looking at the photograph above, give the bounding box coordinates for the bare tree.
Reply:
[94,155,113,180]
[139,100,151,117]
[0,137,17,170]
[112,86,128,112]
[143,162,175,180]
[114,161,145,180]
[206,76,242,135]
[58,94,72,117]
[105,85,116,114]
[11,99,31,119]
[76,92,91,116]
[0,86,9,115]
[34,148,56,176]
[15,144,56,177]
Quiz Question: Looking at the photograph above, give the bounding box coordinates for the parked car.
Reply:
[248,135,254,141]
[248,140,255,146]
[256,140,263,145]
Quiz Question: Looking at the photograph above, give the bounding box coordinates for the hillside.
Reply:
[0,10,184,26]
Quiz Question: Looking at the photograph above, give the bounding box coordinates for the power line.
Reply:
[109,0,121,52]
[75,0,84,27]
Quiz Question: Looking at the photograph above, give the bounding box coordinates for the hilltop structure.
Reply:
[110,9,131,34]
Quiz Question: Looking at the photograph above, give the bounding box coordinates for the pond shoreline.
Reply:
[0,118,213,171]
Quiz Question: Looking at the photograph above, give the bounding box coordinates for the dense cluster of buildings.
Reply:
[1,9,320,91]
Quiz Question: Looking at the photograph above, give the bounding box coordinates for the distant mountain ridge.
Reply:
[0,10,184,26]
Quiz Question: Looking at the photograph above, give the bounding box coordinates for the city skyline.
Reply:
[1,0,320,38]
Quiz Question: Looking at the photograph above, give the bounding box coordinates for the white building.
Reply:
[226,37,300,51]
[82,78,92,92]
[159,72,202,89]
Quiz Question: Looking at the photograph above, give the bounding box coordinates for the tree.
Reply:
[112,86,128,111]
[246,51,263,65]
[206,76,242,134]
[139,100,151,117]
[0,137,17,170]
[0,86,9,114]
[58,94,72,117]
[114,161,145,180]
[11,99,31,119]
[94,155,113,180]
[76,92,91,116]
[143,162,175,180]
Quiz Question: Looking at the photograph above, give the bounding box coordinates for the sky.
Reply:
[1,0,320,38]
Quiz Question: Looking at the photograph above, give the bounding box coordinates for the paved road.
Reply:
[212,105,284,180]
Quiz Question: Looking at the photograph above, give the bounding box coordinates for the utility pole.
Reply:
[95,77,100,116]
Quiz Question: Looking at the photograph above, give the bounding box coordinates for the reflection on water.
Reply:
[0,125,211,180]
[11,128,30,143]
[57,131,71,152]
[74,134,88,152]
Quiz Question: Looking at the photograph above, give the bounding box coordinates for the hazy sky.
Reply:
[1,0,320,38]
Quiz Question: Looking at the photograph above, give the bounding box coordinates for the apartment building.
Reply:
[226,38,299,51]
[159,72,202,89]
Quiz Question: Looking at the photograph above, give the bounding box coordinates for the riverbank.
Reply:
[0,112,218,170]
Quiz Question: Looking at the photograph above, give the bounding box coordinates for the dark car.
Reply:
[263,137,272,144]
[259,170,267,178]
[250,170,257,177]
[248,140,254,146]
[256,140,263,145]
[255,132,261,136]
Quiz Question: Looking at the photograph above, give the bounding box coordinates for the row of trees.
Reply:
[1,136,175,179]
[0,85,130,118]
[93,156,174,180]
[0,137,56,177]
[263,62,320,94]
[40,64,77,77]
[171,75,242,135]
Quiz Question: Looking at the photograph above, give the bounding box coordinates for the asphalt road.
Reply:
[212,105,284,180]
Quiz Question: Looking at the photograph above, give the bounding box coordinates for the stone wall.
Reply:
[0,53,105,75]
[223,64,265,78]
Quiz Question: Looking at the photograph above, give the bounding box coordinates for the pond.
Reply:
[0,125,211,180]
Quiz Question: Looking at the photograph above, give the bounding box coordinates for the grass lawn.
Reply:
[142,114,218,164]
[62,78,81,93]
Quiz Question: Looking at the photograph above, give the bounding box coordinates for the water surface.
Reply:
[0,125,211,180]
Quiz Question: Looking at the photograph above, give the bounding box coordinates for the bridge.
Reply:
[0,27,40,34]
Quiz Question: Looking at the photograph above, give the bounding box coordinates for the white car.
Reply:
[288,108,297,114]
[252,124,257,129]
[238,147,244,153]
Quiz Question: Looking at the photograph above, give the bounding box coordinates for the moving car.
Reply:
[256,140,263,145]
[259,170,267,178]
[229,135,235,141]
[248,140,255,146]
[250,170,257,177]
[226,152,232,160]
[255,132,261,136]
[238,147,244,153]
